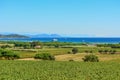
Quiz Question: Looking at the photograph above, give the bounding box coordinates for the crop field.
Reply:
[0,61,119,80]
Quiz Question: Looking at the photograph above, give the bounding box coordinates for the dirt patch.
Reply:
[55,53,85,61]
[18,58,36,61]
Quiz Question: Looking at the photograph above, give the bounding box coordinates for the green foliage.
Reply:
[82,54,99,62]
[0,61,119,80]
[85,50,93,53]
[34,53,55,60]
[111,50,116,54]
[98,50,117,54]
[69,59,74,61]
[0,50,20,60]
[30,41,43,48]
[97,44,120,48]
[43,42,86,47]
[1,45,12,49]
[72,48,78,54]
[14,42,31,49]
[0,41,42,49]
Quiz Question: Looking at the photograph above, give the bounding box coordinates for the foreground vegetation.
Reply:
[0,61,119,80]
[0,41,120,79]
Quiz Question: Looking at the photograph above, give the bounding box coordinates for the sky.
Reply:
[0,0,120,37]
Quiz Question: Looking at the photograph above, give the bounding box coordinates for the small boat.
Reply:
[52,38,58,42]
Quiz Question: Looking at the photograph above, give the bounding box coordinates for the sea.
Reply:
[0,38,120,44]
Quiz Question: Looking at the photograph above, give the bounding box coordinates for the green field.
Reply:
[10,47,120,61]
[0,41,120,80]
[0,60,120,80]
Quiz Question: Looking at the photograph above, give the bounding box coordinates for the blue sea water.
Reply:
[0,38,120,43]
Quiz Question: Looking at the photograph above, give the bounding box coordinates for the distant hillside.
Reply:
[0,34,29,38]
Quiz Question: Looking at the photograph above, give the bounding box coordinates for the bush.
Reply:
[1,45,12,49]
[98,49,117,54]
[0,50,20,60]
[110,50,116,54]
[34,53,55,60]
[69,59,74,62]
[98,50,103,54]
[72,48,78,54]
[82,54,99,62]
[68,51,71,54]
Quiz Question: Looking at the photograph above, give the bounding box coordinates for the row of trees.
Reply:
[98,50,116,54]
[71,48,117,54]
[0,41,43,49]
[0,41,87,49]
[14,41,43,49]
[97,44,120,48]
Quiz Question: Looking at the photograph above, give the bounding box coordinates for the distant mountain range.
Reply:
[0,34,62,38]
[0,33,95,38]
[0,34,29,38]
[26,34,61,38]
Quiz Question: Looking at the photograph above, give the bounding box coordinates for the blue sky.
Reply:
[0,0,120,37]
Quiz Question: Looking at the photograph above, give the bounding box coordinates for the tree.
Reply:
[72,48,78,54]
[110,50,116,54]
[98,50,103,54]
[85,50,89,53]
[23,43,31,49]
[30,41,43,48]
[104,50,108,54]
[1,45,12,49]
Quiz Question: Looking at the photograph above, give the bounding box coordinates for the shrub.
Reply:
[72,48,78,54]
[1,45,12,49]
[98,50,103,54]
[85,50,89,53]
[34,53,55,60]
[110,50,116,54]
[82,54,99,62]
[0,50,20,60]
[68,51,71,54]
[98,49,117,54]
[89,50,93,53]
[69,59,74,62]
[104,50,109,54]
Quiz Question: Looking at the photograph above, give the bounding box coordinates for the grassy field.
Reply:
[0,60,119,80]
[10,47,120,62]
[13,48,71,58]
[55,53,120,61]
